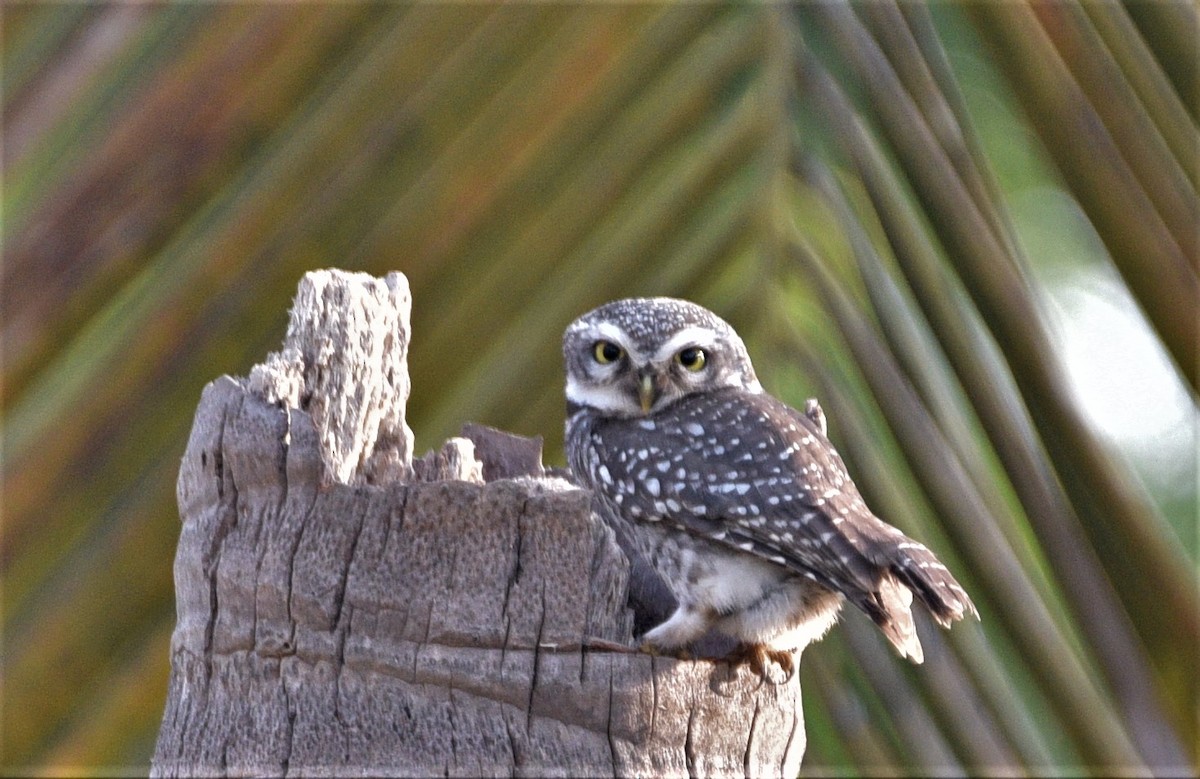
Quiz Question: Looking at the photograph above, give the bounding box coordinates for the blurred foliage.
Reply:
[2,3,1196,776]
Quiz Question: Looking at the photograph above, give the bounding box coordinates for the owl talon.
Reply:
[728,643,797,684]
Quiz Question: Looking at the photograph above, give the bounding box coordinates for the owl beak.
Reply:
[638,371,658,413]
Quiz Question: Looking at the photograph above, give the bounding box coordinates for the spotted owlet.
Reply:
[564,297,976,673]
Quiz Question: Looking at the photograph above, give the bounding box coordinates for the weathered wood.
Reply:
[153,270,804,778]
[246,269,415,485]
[460,422,545,482]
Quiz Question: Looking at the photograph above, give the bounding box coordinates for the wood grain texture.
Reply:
[152,270,804,777]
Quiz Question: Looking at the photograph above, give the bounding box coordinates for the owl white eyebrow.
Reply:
[586,322,647,362]
[652,327,720,363]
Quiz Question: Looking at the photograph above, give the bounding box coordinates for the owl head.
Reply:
[563,297,762,417]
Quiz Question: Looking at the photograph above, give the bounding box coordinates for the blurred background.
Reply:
[2,3,1196,775]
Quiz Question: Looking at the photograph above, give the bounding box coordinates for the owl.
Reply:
[564,297,976,674]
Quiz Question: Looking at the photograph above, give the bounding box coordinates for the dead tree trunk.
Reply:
[152,270,805,778]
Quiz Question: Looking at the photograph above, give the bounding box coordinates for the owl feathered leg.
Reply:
[639,604,796,683]
[716,575,843,682]
[714,575,843,652]
[639,603,715,652]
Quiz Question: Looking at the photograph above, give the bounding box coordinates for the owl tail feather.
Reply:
[862,535,978,664]
[887,541,978,629]
[875,575,924,663]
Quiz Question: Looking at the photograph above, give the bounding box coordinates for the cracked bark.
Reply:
[152,269,805,778]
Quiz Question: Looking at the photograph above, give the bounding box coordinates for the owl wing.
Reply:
[591,388,975,654]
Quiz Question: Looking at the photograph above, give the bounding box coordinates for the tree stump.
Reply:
[152,270,805,778]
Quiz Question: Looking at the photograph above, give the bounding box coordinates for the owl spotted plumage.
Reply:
[564,297,976,671]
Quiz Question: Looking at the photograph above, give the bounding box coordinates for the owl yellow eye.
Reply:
[593,340,624,364]
[676,347,707,372]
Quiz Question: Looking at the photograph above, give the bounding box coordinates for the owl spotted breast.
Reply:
[563,297,976,673]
